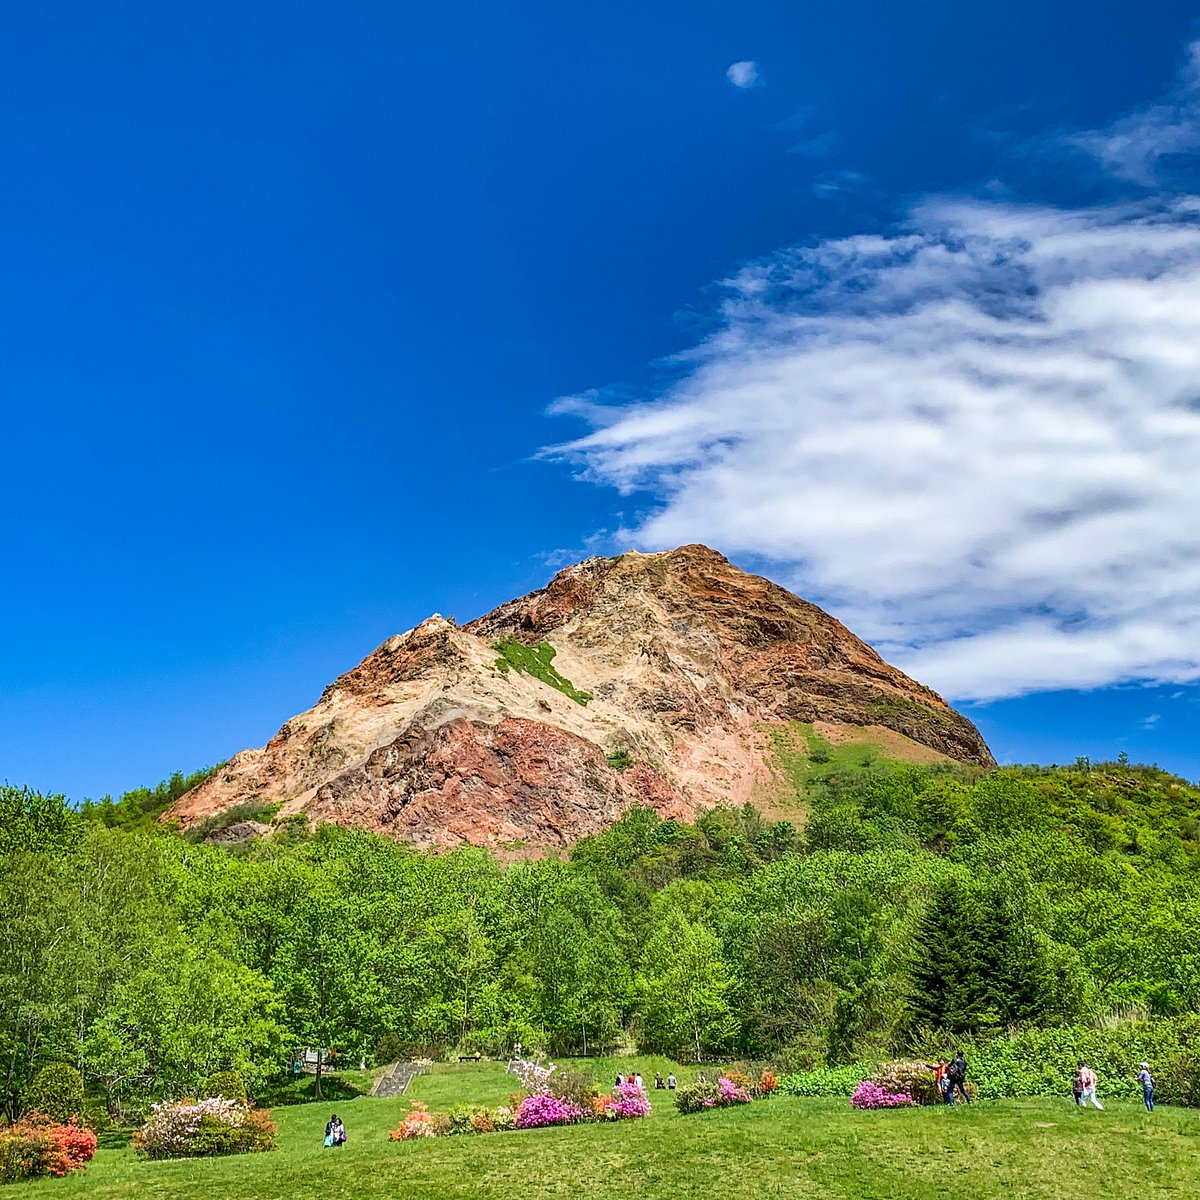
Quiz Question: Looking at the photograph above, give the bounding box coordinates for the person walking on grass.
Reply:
[1071,1065,1084,1107]
[934,1059,949,1101]
[667,1072,677,1090]
[654,1072,665,1090]
[945,1051,970,1104]
[1137,1062,1155,1112]
[1078,1061,1104,1109]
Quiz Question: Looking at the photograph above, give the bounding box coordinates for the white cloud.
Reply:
[551,45,1200,702]
[726,61,760,89]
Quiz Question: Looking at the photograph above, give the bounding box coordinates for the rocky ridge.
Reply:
[168,545,993,848]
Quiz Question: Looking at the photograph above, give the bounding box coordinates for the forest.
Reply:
[3,751,1200,1120]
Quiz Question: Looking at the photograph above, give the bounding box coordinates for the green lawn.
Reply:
[19,1063,1200,1199]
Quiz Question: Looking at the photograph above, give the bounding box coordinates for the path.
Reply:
[371,1061,423,1098]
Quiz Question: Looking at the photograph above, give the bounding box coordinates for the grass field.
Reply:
[19,1062,1200,1199]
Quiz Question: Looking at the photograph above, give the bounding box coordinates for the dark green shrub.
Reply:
[1156,1050,1200,1107]
[778,1064,872,1097]
[24,1063,85,1123]
[203,1070,248,1103]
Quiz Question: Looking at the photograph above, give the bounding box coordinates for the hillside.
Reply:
[167,545,992,847]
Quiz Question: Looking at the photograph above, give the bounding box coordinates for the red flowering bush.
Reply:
[0,1117,97,1182]
[759,1069,779,1095]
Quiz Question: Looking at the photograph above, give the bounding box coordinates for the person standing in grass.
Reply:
[1137,1062,1155,1112]
[934,1059,948,1100]
[945,1052,970,1104]
[655,1072,665,1090]
[1078,1062,1104,1109]
[1071,1065,1084,1106]
[667,1072,677,1090]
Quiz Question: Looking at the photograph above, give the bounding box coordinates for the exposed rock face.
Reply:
[168,545,993,848]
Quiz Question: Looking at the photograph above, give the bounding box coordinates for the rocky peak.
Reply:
[167,545,993,848]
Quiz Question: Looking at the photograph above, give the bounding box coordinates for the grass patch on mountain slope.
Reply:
[492,639,592,706]
[21,1070,1200,1200]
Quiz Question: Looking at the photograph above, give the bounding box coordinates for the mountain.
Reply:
[167,545,993,848]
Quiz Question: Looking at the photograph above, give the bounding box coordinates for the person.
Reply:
[667,1072,677,1090]
[615,1073,626,1087]
[934,1059,948,1100]
[1078,1061,1104,1110]
[634,1073,644,1090]
[1071,1065,1084,1106]
[654,1072,665,1090]
[324,1114,347,1147]
[945,1052,970,1104]
[1137,1062,1154,1112]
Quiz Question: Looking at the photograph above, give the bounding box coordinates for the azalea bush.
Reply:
[674,1076,752,1115]
[850,1080,915,1109]
[871,1061,941,1106]
[133,1097,276,1159]
[389,1102,448,1140]
[0,1117,97,1182]
[508,1056,556,1093]
[390,1080,649,1141]
[514,1092,587,1128]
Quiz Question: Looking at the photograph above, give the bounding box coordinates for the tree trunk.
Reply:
[314,1053,324,1101]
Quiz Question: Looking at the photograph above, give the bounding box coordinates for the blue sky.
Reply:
[2,2,1199,800]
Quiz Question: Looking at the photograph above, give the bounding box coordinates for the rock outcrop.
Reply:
[168,545,993,848]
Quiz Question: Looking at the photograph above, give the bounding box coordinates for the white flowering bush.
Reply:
[133,1097,276,1159]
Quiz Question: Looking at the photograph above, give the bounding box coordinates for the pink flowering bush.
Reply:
[133,1097,276,1158]
[718,1076,752,1105]
[608,1080,651,1119]
[514,1092,587,1128]
[850,1080,915,1109]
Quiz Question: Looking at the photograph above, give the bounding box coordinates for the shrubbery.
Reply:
[133,1098,277,1159]
[390,1064,650,1140]
[24,1063,85,1123]
[779,1064,873,1097]
[202,1071,248,1104]
[0,1116,96,1182]
[850,1081,914,1109]
[674,1075,752,1114]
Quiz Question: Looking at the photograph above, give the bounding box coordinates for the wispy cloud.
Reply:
[726,61,760,90]
[1073,42,1200,185]
[551,43,1200,703]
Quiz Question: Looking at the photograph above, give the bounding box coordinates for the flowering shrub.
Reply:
[389,1102,441,1140]
[850,1080,915,1109]
[609,1080,651,1119]
[724,1069,754,1092]
[870,1061,941,1105]
[759,1069,779,1096]
[674,1076,750,1114]
[508,1057,556,1093]
[0,1117,97,1182]
[133,1097,276,1158]
[514,1093,587,1128]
